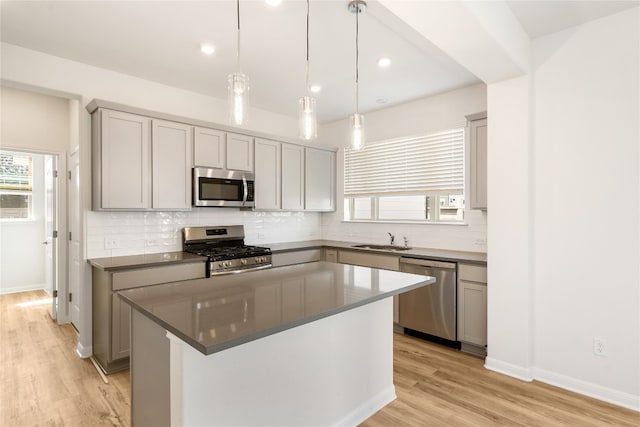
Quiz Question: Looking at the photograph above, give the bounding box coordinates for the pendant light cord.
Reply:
[355,5,359,114]
[306,0,310,95]
[236,0,241,71]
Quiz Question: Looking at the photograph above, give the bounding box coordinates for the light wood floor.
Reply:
[1,291,638,426]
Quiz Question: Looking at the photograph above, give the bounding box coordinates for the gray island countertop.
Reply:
[119,261,434,355]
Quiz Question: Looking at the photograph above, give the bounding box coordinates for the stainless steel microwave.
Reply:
[193,167,255,208]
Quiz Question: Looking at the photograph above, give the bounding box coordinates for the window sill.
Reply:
[342,220,467,226]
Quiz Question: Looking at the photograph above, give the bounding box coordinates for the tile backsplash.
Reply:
[87,206,487,259]
[86,209,322,258]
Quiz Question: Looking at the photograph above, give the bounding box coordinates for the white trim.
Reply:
[335,386,396,427]
[0,284,48,295]
[76,341,92,359]
[532,367,640,412]
[484,357,534,382]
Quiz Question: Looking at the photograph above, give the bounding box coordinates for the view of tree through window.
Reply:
[0,151,33,219]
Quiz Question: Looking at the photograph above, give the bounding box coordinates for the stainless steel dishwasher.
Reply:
[398,257,458,345]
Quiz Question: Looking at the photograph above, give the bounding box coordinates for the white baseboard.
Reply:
[484,357,534,382]
[0,284,47,295]
[485,358,639,412]
[533,367,640,412]
[335,386,397,427]
[76,342,92,359]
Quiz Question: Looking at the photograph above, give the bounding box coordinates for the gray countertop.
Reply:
[118,262,434,355]
[88,251,206,271]
[269,240,487,264]
[88,239,486,272]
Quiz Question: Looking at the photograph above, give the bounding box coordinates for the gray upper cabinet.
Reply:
[94,109,151,210]
[193,127,226,168]
[254,138,281,210]
[469,115,487,210]
[92,108,192,211]
[151,120,192,210]
[281,143,305,210]
[226,132,254,171]
[305,148,336,211]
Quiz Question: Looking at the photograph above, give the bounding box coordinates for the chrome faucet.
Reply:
[388,232,395,246]
[403,236,409,248]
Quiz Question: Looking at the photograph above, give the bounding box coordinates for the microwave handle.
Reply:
[242,176,248,205]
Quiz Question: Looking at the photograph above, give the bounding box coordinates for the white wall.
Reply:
[485,76,533,379]
[486,8,639,410]
[530,9,639,407]
[318,84,488,253]
[0,87,71,294]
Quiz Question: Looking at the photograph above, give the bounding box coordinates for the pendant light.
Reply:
[299,0,317,140]
[348,0,366,150]
[228,0,249,126]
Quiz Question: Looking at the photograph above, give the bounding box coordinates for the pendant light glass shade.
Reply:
[228,72,249,126]
[348,0,366,150]
[299,95,317,140]
[298,0,317,140]
[350,113,364,150]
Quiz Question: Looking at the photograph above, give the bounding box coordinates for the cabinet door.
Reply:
[194,127,226,168]
[111,293,130,360]
[470,118,487,209]
[457,280,487,346]
[227,133,254,171]
[281,143,305,210]
[254,138,281,210]
[305,148,335,211]
[151,120,192,210]
[100,110,150,209]
[337,250,400,271]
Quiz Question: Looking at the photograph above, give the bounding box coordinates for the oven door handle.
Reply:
[242,176,248,205]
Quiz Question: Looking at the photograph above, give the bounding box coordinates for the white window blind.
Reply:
[344,128,464,196]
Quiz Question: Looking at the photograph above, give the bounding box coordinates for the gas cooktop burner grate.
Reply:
[182,225,272,276]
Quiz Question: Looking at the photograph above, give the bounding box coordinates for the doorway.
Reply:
[0,149,67,321]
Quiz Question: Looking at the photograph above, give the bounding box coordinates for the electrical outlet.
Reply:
[104,238,118,249]
[593,338,607,357]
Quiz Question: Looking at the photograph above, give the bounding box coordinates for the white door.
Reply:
[69,150,81,327]
[44,155,57,319]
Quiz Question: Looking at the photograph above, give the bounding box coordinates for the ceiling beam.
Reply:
[375,0,531,83]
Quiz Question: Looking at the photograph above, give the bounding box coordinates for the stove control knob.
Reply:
[224,261,230,267]
[241,259,248,265]
[218,262,224,268]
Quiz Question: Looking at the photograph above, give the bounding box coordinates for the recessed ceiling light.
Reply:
[310,85,321,93]
[376,98,388,104]
[377,57,391,68]
[265,0,282,6]
[200,43,215,55]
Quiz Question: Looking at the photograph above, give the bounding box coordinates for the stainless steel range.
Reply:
[183,225,271,277]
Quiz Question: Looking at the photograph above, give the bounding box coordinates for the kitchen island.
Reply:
[119,261,434,427]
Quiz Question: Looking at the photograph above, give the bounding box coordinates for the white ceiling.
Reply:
[1,1,637,123]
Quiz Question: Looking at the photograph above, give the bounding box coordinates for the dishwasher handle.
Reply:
[399,257,457,270]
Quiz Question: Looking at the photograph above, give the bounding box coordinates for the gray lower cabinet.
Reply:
[457,263,488,356]
[92,262,205,374]
[271,249,323,267]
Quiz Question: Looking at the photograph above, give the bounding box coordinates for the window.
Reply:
[344,128,464,223]
[0,151,33,219]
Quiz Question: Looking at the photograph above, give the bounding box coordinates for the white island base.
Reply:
[131,298,396,427]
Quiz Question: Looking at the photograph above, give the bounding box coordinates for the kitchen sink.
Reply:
[352,244,412,251]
